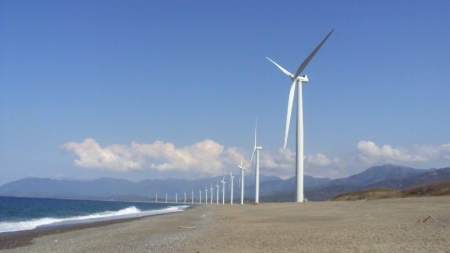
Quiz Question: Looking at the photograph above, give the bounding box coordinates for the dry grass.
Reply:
[332,188,400,201]
[402,180,450,197]
[332,180,450,201]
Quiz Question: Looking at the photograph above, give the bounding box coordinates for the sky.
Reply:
[1,0,450,185]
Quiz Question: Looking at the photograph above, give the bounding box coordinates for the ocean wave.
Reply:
[0,205,188,234]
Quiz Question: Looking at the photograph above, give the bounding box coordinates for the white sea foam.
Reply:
[0,205,189,234]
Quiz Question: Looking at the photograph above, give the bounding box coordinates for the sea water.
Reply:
[0,196,190,234]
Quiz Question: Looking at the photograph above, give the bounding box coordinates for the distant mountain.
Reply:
[324,164,428,187]
[2,165,447,202]
[260,164,442,202]
[367,167,450,190]
[246,175,331,197]
[0,174,284,201]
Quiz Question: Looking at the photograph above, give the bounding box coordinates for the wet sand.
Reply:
[2,196,450,252]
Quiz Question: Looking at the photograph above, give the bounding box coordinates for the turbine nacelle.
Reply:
[293,75,308,83]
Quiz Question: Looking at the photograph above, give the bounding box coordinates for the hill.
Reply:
[261,165,446,201]
[332,180,450,201]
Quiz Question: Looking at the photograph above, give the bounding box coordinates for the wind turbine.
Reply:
[184,191,186,204]
[250,120,262,204]
[238,157,246,205]
[210,183,213,204]
[155,193,158,203]
[165,193,167,203]
[199,189,202,204]
[175,193,178,203]
[205,186,208,205]
[266,29,334,202]
[220,176,226,204]
[192,190,194,204]
[229,172,234,205]
[216,180,219,204]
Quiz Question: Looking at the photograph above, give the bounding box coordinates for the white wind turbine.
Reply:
[216,180,219,204]
[192,190,194,204]
[199,189,202,204]
[175,192,178,203]
[229,172,234,205]
[250,120,262,204]
[165,193,167,203]
[238,157,246,205]
[220,176,226,204]
[184,191,186,204]
[266,29,334,202]
[205,186,208,205]
[210,183,213,204]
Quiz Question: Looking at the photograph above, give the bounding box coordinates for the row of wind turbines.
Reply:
[153,29,333,204]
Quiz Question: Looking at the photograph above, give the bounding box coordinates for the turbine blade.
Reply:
[266,57,293,77]
[250,149,256,165]
[284,81,296,148]
[292,29,334,81]
[254,119,257,147]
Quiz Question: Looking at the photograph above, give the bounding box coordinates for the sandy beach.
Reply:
[1,196,449,252]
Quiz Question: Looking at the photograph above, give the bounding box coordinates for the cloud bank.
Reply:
[61,138,450,179]
[61,138,241,175]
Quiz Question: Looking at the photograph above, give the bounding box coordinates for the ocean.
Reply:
[0,196,190,234]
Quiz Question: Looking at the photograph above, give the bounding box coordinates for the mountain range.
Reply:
[1,164,449,202]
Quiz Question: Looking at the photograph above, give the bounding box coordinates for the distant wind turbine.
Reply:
[199,189,202,204]
[210,183,213,204]
[192,190,194,204]
[238,157,246,205]
[229,172,234,205]
[205,186,208,205]
[165,193,167,203]
[220,176,226,204]
[175,193,178,203]
[250,120,262,204]
[266,29,333,202]
[216,180,219,204]
[184,191,186,204]
[155,193,158,203]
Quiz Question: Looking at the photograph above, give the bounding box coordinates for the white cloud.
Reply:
[61,138,240,175]
[61,138,140,171]
[356,140,450,164]
[61,138,450,179]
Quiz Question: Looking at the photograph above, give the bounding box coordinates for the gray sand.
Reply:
[3,196,450,252]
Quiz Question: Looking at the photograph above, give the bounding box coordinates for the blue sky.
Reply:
[1,0,449,185]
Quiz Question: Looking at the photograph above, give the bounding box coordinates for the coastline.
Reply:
[2,196,450,252]
[0,205,197,250]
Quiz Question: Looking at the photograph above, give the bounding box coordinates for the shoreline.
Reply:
[0,205,196,250]
[2,197,449,252]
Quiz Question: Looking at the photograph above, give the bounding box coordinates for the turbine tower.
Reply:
[165,193,167,203]
[184,192,186,204]
[155,193,158,203]
[199,189,202,204]
[216,180,219,204]
[250,120,262,204]
[238,157,246,205]
[192,190,194,204]
[175,193,178,203]
[205,186,208,205]
[229,172,234,205]
[266,29,333,202]
[210,183,214,204]
[220,176,226,204]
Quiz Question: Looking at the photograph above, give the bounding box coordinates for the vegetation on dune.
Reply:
[332,180,450,201]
